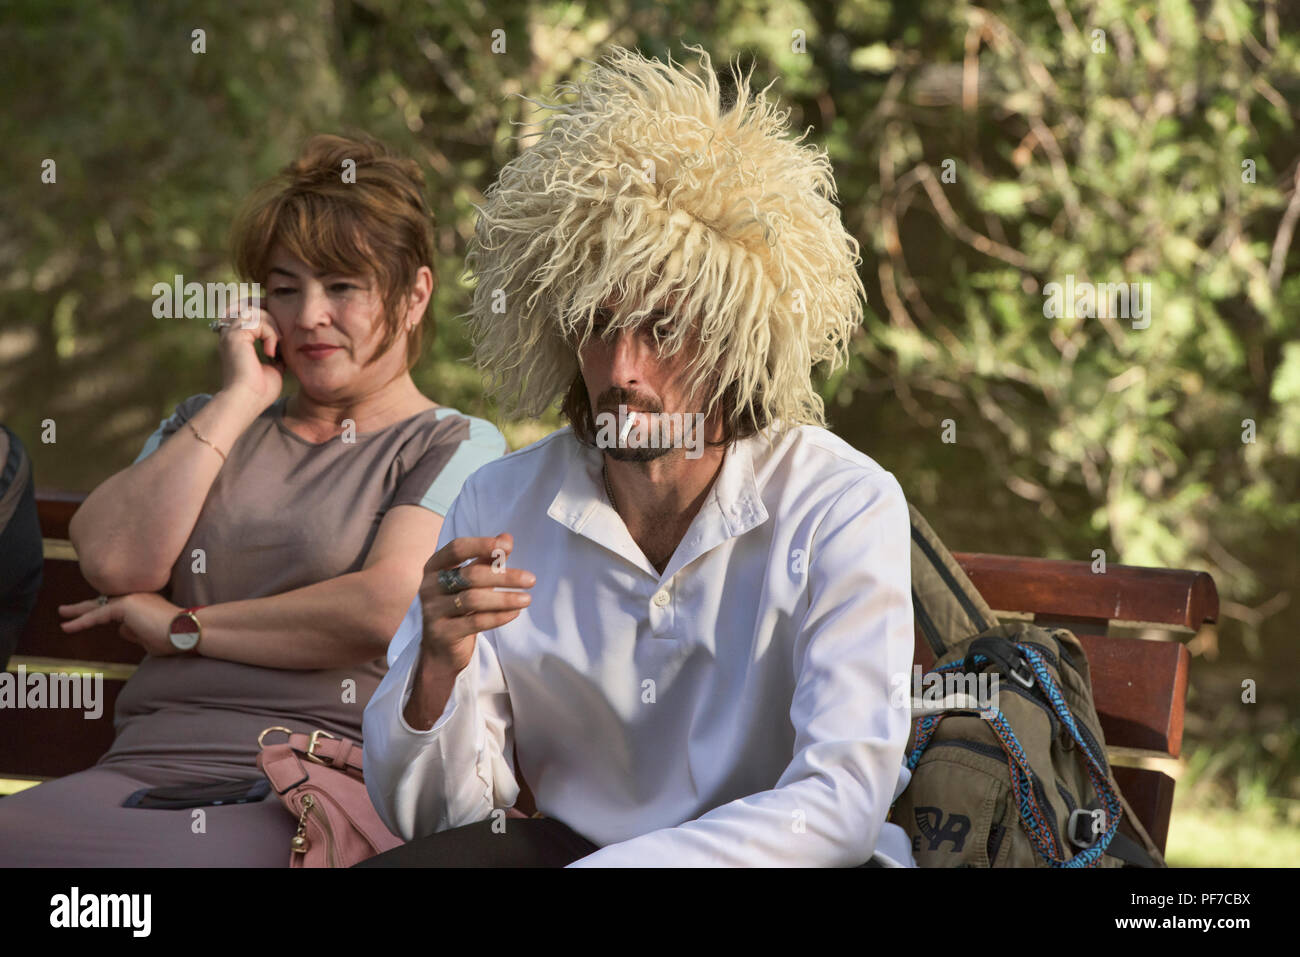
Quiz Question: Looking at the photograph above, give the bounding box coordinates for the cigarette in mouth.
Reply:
[620,412,637,444]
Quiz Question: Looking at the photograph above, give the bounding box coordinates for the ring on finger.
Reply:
[96,595,108,607]
[437,568,472,594]
[453,594,464,612]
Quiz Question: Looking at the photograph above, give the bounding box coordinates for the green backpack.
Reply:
[887,505,1166,868]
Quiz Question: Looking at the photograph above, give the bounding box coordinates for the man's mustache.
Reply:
[594,388,662,416]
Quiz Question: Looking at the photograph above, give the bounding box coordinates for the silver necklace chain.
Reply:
[603,463,619,516]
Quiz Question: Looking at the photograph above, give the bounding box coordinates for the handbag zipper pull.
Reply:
[292,794,314,854]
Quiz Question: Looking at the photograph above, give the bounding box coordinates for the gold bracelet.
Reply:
[186,420,227,463]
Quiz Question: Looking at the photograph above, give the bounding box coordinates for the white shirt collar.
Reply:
[545,431,771,581]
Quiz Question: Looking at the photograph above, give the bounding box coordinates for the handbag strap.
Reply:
[261,744,310,796]
[286,731,365,779]
[256,728,365,788]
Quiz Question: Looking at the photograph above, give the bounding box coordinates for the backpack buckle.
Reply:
[1068,807,1106,848]
[1010,658,1035,688]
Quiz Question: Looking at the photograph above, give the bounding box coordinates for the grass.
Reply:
[1166,795,1300,867]
[1162,731,1300,867]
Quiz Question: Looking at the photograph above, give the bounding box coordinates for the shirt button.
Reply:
[652,590,670,607]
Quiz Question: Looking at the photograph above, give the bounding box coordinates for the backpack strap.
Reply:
[909,503,997,656]
[1112,785,1168,867]
[1104,830,1160,868]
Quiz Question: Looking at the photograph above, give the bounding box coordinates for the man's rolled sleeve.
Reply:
[363,621,518,840]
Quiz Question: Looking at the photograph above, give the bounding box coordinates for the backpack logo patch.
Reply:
[914,806,971,853]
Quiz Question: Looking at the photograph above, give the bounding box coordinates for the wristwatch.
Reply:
[168,606,207,654]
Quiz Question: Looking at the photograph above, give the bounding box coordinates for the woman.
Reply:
[0,134,505,866]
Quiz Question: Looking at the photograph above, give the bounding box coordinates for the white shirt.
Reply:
[363,424,917,867]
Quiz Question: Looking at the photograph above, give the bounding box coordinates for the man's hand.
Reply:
[403,533,534,732]
[418,533,535,672]
[58,592,182,657]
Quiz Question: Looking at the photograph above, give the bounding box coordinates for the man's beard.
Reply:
[593,387,673,462]
[604,442,673,463]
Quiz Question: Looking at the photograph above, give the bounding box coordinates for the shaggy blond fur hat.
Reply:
[464,45,866,435]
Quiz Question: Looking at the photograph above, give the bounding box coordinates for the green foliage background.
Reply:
[1,0,1297,845]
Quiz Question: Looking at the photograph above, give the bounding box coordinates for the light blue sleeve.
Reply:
[132,393,214,464]
[390,408,506,517]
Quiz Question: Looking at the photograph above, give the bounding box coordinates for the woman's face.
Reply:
[263,246,411,403]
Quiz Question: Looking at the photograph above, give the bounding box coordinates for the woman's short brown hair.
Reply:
[231,133,436,370]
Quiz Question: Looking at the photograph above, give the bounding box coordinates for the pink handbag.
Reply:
[256,726,404,868]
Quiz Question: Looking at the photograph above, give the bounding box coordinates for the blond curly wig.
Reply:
[464,45,866,437]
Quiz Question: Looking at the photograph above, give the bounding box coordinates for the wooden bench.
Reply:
[3,491,1217,857]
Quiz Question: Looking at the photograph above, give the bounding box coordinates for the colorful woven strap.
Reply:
[1017,643,1122,867]
[904,644,1123,868]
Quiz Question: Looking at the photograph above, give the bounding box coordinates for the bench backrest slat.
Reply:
[1,680,126,779]
[18,557,146,665]
[955,551,1219,632]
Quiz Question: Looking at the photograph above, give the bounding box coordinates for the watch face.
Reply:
[170,614,200,651]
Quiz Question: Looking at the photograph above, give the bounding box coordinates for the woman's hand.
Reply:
[58,593,183,657]
[217,296,283,412]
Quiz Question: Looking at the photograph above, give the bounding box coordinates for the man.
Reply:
[361,46,915,867]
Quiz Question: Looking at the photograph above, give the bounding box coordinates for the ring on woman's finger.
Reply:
[437,568,472,594]
[453,594,464,612]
